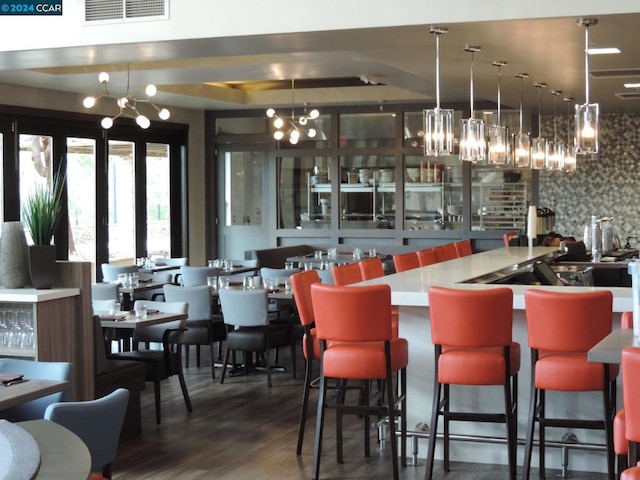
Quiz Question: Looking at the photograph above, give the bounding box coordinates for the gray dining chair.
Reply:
[163,284,225,378]
[44,388,130,479]
[101,264,138,282]
[0,358,73,422]
[218,288,292,387]
[153,256,188,267]
[136,272,173,301]
[176,266,220,286]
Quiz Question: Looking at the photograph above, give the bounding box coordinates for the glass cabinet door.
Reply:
[339,156,396,229]
[471,167,531,231]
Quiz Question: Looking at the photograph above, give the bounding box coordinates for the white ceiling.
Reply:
[1,13,640,117]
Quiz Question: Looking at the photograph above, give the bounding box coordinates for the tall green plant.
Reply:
[22,168,65,246]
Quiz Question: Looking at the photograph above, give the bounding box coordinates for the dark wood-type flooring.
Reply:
[111,348,610,480]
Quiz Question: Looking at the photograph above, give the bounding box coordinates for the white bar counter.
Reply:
[0,287,80,303]
[357,246,629,475]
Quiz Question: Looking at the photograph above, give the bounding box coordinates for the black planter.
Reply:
[28,245,57,289]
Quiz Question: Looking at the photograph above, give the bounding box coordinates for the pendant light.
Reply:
[488,61,511,166]
[531,82,547,169]
[424,26,454,157]
[512,73,531,168]
[545,90,565,171]
[563,96,577,172]
[459,45,486,163]
[575,18,599,156]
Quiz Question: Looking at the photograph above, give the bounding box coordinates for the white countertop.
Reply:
[357,246,633,312]
[0,288,80,303]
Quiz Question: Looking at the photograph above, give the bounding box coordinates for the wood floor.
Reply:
[111,349,611,480]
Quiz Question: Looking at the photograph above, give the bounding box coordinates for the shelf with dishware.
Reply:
[471,181,528,231]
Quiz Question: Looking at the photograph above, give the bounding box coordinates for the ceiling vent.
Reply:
[590,68,640,79]
[85,0,168,23]
[615,92,640,100]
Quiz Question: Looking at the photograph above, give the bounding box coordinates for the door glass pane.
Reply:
[225,151,262,226]
[108,140,135,263]
[67,138,96,265]
[146,143,170,257]
[19,134,53,244]
[339,113,395,148]
[0,133,3,223]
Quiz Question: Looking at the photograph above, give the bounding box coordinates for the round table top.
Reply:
[17,420,91,480]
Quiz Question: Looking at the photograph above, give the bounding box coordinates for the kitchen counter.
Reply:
[356,246,629,475]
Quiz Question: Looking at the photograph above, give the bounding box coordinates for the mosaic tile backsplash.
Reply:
[538,112,640,249]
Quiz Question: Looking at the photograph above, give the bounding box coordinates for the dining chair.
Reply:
[621,346,640,480]
[153,256,188,267]
[100,264,138,282]
[109,300,192,424]
[176,266,220,286]
[135,272,173,301]
[163,284,224,378]
[0,358,74,421]
[92,281,131,352]
[44,388,130,480]
[523,289,617,480]
[503,231,518,247]
[310,283,408,480]
[91,282,119,301]
[614,311,634,475]
[453,239,473,257]
[433,243,457,262]
[425,286,519,480]
[218,288,292,387]
[358,257,385,280]
[392,251,420,272]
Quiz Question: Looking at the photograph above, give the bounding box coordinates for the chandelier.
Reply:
[459,45,486,163]
[563,96,577,172]
[488,61,511,166]
[575,18,599,156]
[512,73,531,168]
[546,90,565,171]
[531,82,547,169]
[82,68,170,130]
[266,79,319,145]
[424,26,454,157]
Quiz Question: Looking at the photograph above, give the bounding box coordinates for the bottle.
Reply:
[591,215,601,262]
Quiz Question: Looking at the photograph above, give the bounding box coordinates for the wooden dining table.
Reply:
[118,280,170,310]
[0,379,69,412]
[99,310,188,330]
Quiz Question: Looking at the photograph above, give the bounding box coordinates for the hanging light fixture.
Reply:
[546,90,565,171]
[459,45,486,163]
[563,96,577,172]
[82,67,170,130]
[512,73,531,168]
[488,61,511,166]
[266,79,319,145]
[575,18,599,156]
[531,82,547,169]
[424,26,454,157]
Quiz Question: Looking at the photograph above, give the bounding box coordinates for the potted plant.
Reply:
[22,167,65,289]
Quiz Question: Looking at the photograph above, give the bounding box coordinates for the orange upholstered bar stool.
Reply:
[358,257,385,280]
[331,263,362,286]
[614,312,634,474]
[290,269,322,455]
[453,240,473,257]
[359,257,399,338]
[621,346,640,480]
[417,248,437,267]
[310,283,408,480]
[393,252,420,272]
[523,289,617,480]
[425,286,520,480]
[433,243,456,262]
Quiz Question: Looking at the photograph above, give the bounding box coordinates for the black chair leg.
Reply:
[220,346,230,384]
[154,381,161,424]
[296,358,314,455]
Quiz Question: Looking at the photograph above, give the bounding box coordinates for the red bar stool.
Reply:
[433,243,456,262]
[358,257,385,280]
[331,263,362,285]
[615,311,633,475]
[310,283,408,480]
[523,289,617,480]
[359,257,399,338]
[425,286,519,480]
[621,346,640,479]
[453,240,473,257]
[290,269,322,455]
[393,252,420,272]
[417,248,437,267]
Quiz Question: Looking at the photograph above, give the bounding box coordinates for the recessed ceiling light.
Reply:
[587,47,621,55]
[624,82,640,88]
